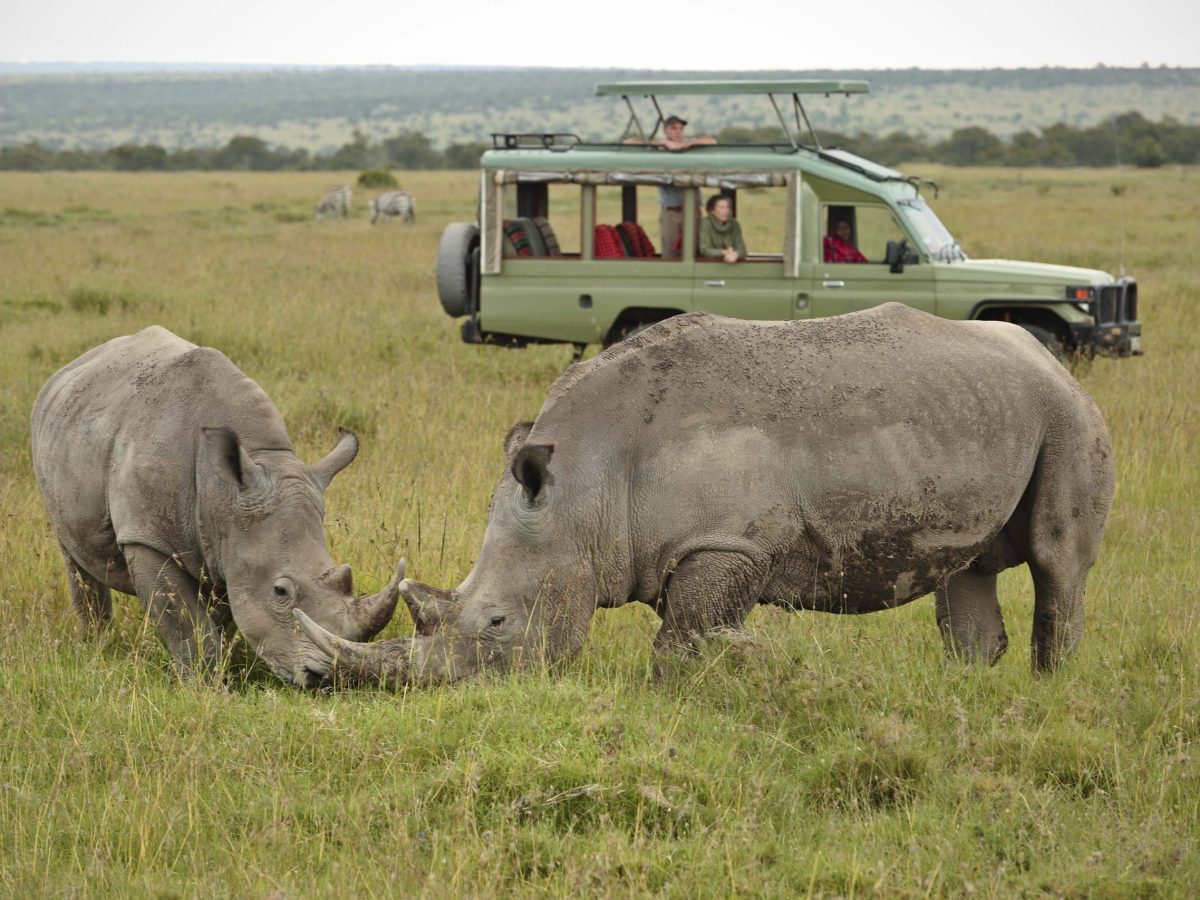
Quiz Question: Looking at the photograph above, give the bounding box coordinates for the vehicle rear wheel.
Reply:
[1019,324,1066,362]
[436,223,480,317]
[602,319,656,348]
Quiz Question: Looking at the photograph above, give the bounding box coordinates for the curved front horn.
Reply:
[350,558,405,640]
[310,427,359,490]
[294,609,413,689]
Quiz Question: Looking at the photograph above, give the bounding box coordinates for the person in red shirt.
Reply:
[824,218,868,263]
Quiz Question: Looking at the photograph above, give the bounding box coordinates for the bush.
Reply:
[357,168,399,188]
[1131,136,1167,168]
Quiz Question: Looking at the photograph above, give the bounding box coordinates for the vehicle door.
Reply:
[692,183,801,322]
[802,203,935,319]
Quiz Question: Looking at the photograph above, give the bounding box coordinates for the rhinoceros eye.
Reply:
[489,616,506,628]
[273,585,288,598]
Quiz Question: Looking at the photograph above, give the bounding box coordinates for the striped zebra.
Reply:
[370,190,415,225]
[315,185,352,221]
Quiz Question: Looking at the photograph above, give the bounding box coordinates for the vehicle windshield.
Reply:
[899,196,966,262]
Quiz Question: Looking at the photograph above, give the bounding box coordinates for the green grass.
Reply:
[0,168,1197,896]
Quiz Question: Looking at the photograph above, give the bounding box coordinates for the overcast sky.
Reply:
[2,0,1196,69]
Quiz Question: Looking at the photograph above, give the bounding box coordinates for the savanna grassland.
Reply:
[0,166,1197,897]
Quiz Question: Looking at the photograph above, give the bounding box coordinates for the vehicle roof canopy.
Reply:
[479,146,916,199]
[595,80,869,97]
[481,78,930,197]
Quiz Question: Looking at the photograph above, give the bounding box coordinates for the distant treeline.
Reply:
[2,112,1195,172]
[3,66,1196,144]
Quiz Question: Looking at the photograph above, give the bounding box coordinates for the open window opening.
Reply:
[822,203,910,264]
[501,182,581,259]
[714,185,789,261]
[593,184,665,260]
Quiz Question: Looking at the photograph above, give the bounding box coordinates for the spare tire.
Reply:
[437,222,480,318]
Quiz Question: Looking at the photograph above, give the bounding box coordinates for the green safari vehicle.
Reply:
[435,80,1142,359]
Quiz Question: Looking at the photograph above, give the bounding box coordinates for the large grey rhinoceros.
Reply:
[32,326,402,686]
[298,304,1115,685]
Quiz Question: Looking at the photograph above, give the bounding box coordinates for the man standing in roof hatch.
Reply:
[651,115,716,258]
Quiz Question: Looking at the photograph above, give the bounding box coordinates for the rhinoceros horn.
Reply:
[294,609,418,688]
[349,558,406,639]
[399,578,458,636]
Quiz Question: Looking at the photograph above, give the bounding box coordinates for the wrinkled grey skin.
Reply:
[32,326,401,686]
[299,304,1115,686]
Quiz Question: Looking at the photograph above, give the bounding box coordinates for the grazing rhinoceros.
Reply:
[298,304,1115,685]
[32,326,402,686]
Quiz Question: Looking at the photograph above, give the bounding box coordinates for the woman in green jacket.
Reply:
[698,194,747,263]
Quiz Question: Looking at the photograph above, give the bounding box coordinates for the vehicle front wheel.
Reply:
[1019,323,1066,362]
[436,223,480,318]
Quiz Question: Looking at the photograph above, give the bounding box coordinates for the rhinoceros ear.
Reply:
[512,442,554,502]
[203,426,268,493]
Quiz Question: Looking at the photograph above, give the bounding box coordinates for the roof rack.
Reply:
[594,79,869,151]
[491,133,582,150]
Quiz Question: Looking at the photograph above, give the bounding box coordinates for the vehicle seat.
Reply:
[502,218,549,258]
[617,221,656,257]
[531,217,562,256]
[615,225,637,257]
[593,224,625,258]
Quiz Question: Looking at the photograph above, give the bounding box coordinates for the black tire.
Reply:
[1020,324,1066,362]
[436,222,479,318]
[602,319,656,348]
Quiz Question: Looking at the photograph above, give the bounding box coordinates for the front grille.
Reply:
[1098,286,1117,324]
[1096,278,1137,324]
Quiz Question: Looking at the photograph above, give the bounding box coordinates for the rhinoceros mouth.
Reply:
[299,666,333,690]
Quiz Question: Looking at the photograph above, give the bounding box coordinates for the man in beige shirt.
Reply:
[642,115,716,259]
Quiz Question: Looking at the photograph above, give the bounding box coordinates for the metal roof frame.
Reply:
[597,80,870,150]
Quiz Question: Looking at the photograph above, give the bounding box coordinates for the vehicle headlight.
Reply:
[1066,285,1095,312]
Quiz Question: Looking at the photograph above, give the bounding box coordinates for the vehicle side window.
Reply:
[594,185,671,260]
[822,204,909,264]
[855,206,909,263]
[503,182,580,258]
[545,185,581,256]
[729,185,787,260]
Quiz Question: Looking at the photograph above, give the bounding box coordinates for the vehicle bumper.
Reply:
[1069,319,1143,356]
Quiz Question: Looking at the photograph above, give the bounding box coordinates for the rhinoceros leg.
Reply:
[1028,565,1087,673]
[935,569,1008,666]
[651,550,765,672]
[1024,432,1112,672]
[122,544,223,678]
[59,542,112,634]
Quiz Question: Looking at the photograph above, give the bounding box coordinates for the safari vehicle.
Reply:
[435,80,1142,359]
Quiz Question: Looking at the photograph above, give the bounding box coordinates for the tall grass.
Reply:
[0,168,1196,896]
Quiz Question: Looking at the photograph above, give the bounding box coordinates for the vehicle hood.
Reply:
[950,258,1115,285]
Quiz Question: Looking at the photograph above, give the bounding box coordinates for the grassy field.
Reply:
[0,167,1197,896]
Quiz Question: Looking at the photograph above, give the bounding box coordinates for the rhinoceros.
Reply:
[32,326,402,686]
[298,304,1115,685]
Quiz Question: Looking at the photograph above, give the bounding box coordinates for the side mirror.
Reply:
[885,239,910,274]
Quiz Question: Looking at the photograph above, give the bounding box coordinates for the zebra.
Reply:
[315,185,352,221]
[370,190,415,225]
